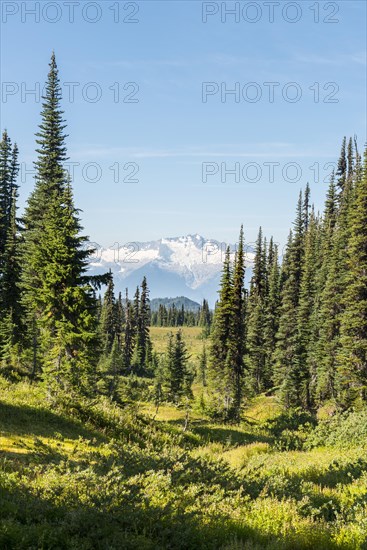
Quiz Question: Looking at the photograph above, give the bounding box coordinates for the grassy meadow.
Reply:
[1,354,367,549]
[150,326,204,360]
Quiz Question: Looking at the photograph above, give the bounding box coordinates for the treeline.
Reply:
[97,276,154,396]
[0,54,197,399]
[0,54,112,393]
[150,300,212,330]
[1,54,366,423]
[207,138,367,419]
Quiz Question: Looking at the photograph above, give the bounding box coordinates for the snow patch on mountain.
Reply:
[88,234,254,305]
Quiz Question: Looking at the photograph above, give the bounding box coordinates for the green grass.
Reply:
[1,376,367,549]
[150,326,205,360]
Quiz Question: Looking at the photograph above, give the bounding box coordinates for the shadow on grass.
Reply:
[0,481,340,550]
[0,446,69,468]
[302,457,367,488]
[0,401,102,442]
[246,459,367,522]
[189,423,271,446]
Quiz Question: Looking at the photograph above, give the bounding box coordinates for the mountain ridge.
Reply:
[88,234,254,305]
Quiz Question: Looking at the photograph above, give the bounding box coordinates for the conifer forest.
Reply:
[1,4,366,549]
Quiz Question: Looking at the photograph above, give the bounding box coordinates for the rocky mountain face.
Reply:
[88,234,254,305]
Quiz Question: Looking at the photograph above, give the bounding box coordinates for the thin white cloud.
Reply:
[88,54,276,71]
[89,51,366,72]
[70,144,335,160]
[88,59,190,70]
[294,52,366,66]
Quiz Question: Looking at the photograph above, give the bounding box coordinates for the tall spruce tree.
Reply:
[336,136,347,195]
[314,139,355,404]
[99,275,117,354]
[252,227,266,294]
[273,192,306,408]
[0,131,18,261]
[208,246,234,416]
[103,336,124,399]
[0,186,23,363]
[247,227,267,393]
[163,330,192,403]
[336,147,367,406]
[229,225,246,419]
[347,137,354,180]
[115,291,125,348]
[199,344,207,387]
[0,132,22,362]
[303,183,311,231]
[199,299,211,336]
[208,227,246,421]
[21,53,68,378]
[21,54,107,390]
[131,277,152,373]
[314,237,342,403]
[296,208,320,409]
[33,181,101,390]
[123,289,134,370]
[263,238,280,388]
[309,174,338,402]
[246,291,266,394]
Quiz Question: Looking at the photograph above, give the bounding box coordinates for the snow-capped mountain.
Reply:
[88,234,254,306]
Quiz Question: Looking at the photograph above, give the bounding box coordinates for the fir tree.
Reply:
[199,299,211,336]
[123,289,134,370]
[199,344,207,387]
[208,227,246,421]
[303,183,311,231]
[313,239,341,403]
[105,337,123,399]
[314,139,355,404]
[297,209,320,409]
[347,137,354,180]
[132,286,140,336]
[228,225,246,420]
[252,227,266,295]
[140,277,152,368]
[132,277,152,373]
[0,131,15,259]
[0,133,22,362]
[336,136,347,194]
[99,276,116,354]
[247,227,267,393]
[308,174,338,401]
[20,53,68,378]
[115,292,125,348]
[163,330,192,403]
[208,246,234,417]
[273,192,306,408]
[33,182,100,391]
[246,291,266,394]
[336,147,367,406]
[0,187,23,362]
[263,239,280,387]
[21,54,107,390]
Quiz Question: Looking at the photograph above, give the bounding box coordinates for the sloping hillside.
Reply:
[1,378,367,549]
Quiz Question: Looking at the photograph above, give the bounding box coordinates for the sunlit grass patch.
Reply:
[244,498,336,549]
[223,442,270,469]
[0,435,30,456]
[141,402,203,423]
[244,395,283,423]
[150,326,204,359]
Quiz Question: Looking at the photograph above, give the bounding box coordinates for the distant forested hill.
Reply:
[150,296,201,312]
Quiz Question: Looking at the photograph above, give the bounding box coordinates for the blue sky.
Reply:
[1,0,366,248]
